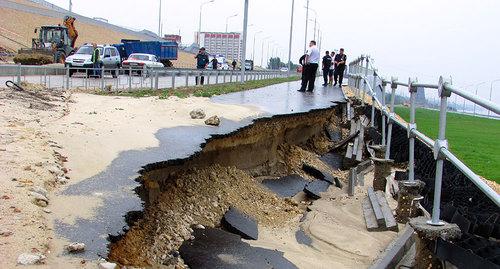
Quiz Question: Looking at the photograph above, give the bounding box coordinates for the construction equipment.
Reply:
[16,16,78,64]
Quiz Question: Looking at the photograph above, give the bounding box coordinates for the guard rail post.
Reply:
[362,57,369,105]
[128,66,132,91]
[171,72,176,89]
[207,71,211,85]
[154,70,159,90]
[428,76,451,226]
[216,71,219,84]
[186,72,189,87]
[371,68,378,127]
[230,71,233,83]
[385,77,398,160]
[381,79,387,146]
[100,66,105,91]
[408,78,418,182]
[16,63,21,85]
[43,67,47,87]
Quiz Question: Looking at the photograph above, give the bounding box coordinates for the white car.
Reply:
[65,44,121,77]
[122,53,164,75]
[280,67,289,72]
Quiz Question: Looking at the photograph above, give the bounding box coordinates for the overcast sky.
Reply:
[46,0,500,101]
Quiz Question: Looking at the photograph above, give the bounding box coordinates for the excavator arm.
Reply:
[63,16,78,48]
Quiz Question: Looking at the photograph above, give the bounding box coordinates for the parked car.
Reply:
[64,44,121,77]
[122,53,164,75]
[280,67,289,72]
[244,60,254,71]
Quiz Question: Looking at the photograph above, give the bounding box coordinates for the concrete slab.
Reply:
[223,207,259,240]
[303,180,331,200]
[261,175,308,198]
[179,228,298,269]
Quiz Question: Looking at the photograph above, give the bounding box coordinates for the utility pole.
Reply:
[240,0,249,82]
[304,0,309,53]
[69,0,72,13]
[287,0,294,77]
[252,31,262,62]
[198,0,215,46]
[158,0,162,37]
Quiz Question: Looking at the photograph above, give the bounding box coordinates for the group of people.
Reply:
[298,40,347,92]
[194,47,238,85]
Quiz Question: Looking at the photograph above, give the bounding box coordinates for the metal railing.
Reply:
[0,64,288,91]
[347,55,500,226]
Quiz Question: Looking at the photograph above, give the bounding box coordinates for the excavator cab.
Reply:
[33,26,71,50]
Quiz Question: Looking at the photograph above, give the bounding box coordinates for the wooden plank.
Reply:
[352,121,361,155]
[376,191,399,232]
[332,130,360,151]
[363,197,380,231]
[348,167,357,196]
[356,125,365,161]
[349,119,356,135]
[345,142,354,158]
[368,187,385,226]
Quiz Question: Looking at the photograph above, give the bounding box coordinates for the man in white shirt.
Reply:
[298,40,320,92]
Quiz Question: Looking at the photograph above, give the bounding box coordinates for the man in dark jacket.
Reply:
[211,57,218,70]
[321,51,332,86]
[333,48,347,87]
[195,47,209,85]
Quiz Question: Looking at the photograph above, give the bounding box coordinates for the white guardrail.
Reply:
[347,55,500,226]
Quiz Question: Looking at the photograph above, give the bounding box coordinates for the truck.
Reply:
[113,39,178,67]
[15,16,78,64]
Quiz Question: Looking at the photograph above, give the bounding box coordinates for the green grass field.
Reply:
[394,107,500,183]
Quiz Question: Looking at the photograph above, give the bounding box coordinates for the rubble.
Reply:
[66,242,86,253]
[189,109,206,119]
[204,115,220,126]
[17,253,46,265]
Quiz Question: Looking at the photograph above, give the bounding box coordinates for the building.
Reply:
[196,32,242,60]
[164,34,182,44]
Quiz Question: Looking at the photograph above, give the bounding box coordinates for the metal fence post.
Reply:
[216,72,219,84]
[100,66,105,91]
[370,69,378,128]
[16,63,21,85]
[128,66,132,91]
[362,57,369,105]
[385,77,398,160]
[171,72,176,89]
[186,72,189,87]
[408,78,418,182]
[230,71,233,83]
[207,71,210,85]
[428,76,451,226]
[223,71,226,83]
[155,70,159,90]
[43,67,47,87]
[381,79,387,146]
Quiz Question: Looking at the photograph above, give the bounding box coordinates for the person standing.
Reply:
[91,43,101,77]
[321,51,332,86]
[195,47,209,85]
[328,51,336,85]
[211,57,218,70]
[232,60,237,70]
[333,48,347,87]
[298,40,320,92]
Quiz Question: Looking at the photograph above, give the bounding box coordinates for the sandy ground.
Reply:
[0,86,262,268]
[249,172,400,269]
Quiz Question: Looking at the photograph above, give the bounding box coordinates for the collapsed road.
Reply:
[51,81,399,268]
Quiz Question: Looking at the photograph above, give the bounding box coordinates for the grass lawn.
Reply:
[395,107,500,183]
[95,76,300,99]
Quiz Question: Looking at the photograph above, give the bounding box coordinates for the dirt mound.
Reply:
[109,165,301,266]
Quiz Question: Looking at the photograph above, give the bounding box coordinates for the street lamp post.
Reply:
[252,30,262,62]
[474,82,486,116]
[240,0,249,82]
[225,13,238,60]
[304,0,309,53]
[287,0,295,77]
[261,36,271,68]
[158,0,162,37]
[198,0,215,46]
[490,79,500,117]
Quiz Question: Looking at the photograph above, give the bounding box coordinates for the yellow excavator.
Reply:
[16,16,78,64]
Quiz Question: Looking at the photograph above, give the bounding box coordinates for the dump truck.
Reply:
[113,39,178,67]
[15,16,78,65]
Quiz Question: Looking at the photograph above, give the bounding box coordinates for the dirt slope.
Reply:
[0,0,195,67]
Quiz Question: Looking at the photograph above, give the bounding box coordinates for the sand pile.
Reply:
[109,164,302,266]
